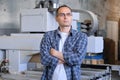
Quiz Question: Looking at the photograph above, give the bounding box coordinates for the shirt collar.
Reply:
[56,26,73,37]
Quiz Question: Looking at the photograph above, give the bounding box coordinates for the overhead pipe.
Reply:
[72,9,98,36]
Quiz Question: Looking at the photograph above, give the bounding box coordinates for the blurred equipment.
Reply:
[35,0,59,9]
[0,1,108,79]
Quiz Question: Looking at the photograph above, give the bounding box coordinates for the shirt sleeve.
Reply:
[40,33,58,67]
[63,33,87,66]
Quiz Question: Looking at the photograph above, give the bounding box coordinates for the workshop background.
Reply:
[0,0,120,80]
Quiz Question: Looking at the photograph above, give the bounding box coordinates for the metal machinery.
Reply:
[0,0,112,80]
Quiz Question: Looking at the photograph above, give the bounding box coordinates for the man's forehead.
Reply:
[58,7,71,13]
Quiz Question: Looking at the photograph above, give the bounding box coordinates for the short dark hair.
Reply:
[56,5,72,16]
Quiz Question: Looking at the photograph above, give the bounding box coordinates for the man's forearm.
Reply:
[55,51,65,62]
[50,48,65,62]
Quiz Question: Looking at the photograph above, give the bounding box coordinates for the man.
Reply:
[40,5,87,80]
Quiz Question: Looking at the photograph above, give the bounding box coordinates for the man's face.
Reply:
[56,7,72,27]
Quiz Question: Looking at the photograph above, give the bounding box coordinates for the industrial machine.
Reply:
[0,0,112,80]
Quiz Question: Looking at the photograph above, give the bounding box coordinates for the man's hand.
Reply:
[50,48,65,62]
[50,48,59,57]
[59,60,64,64]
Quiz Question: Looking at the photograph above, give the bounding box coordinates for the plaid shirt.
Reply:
[40,28,87,80]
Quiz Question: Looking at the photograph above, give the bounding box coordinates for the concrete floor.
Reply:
[111,71,120,80]
[0,71,119,80]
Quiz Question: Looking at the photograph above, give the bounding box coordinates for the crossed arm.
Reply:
[50,48,65,64]
[40,33,87,66]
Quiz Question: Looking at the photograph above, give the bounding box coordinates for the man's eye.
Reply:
[58,13,72,17]
[59,13,65,16]
[66,13,72,16]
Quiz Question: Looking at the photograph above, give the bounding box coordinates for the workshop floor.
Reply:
[0,71,119,80]
[111,71,120,80]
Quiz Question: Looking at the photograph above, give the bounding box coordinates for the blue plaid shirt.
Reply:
[40,28,87,80]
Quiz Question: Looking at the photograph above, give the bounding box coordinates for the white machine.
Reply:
[0,9,80,74]
[0,1,103,74]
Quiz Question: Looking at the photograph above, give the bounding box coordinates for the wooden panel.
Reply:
[106,21,118,63]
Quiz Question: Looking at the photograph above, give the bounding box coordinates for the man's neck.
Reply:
[59,26,71,33]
